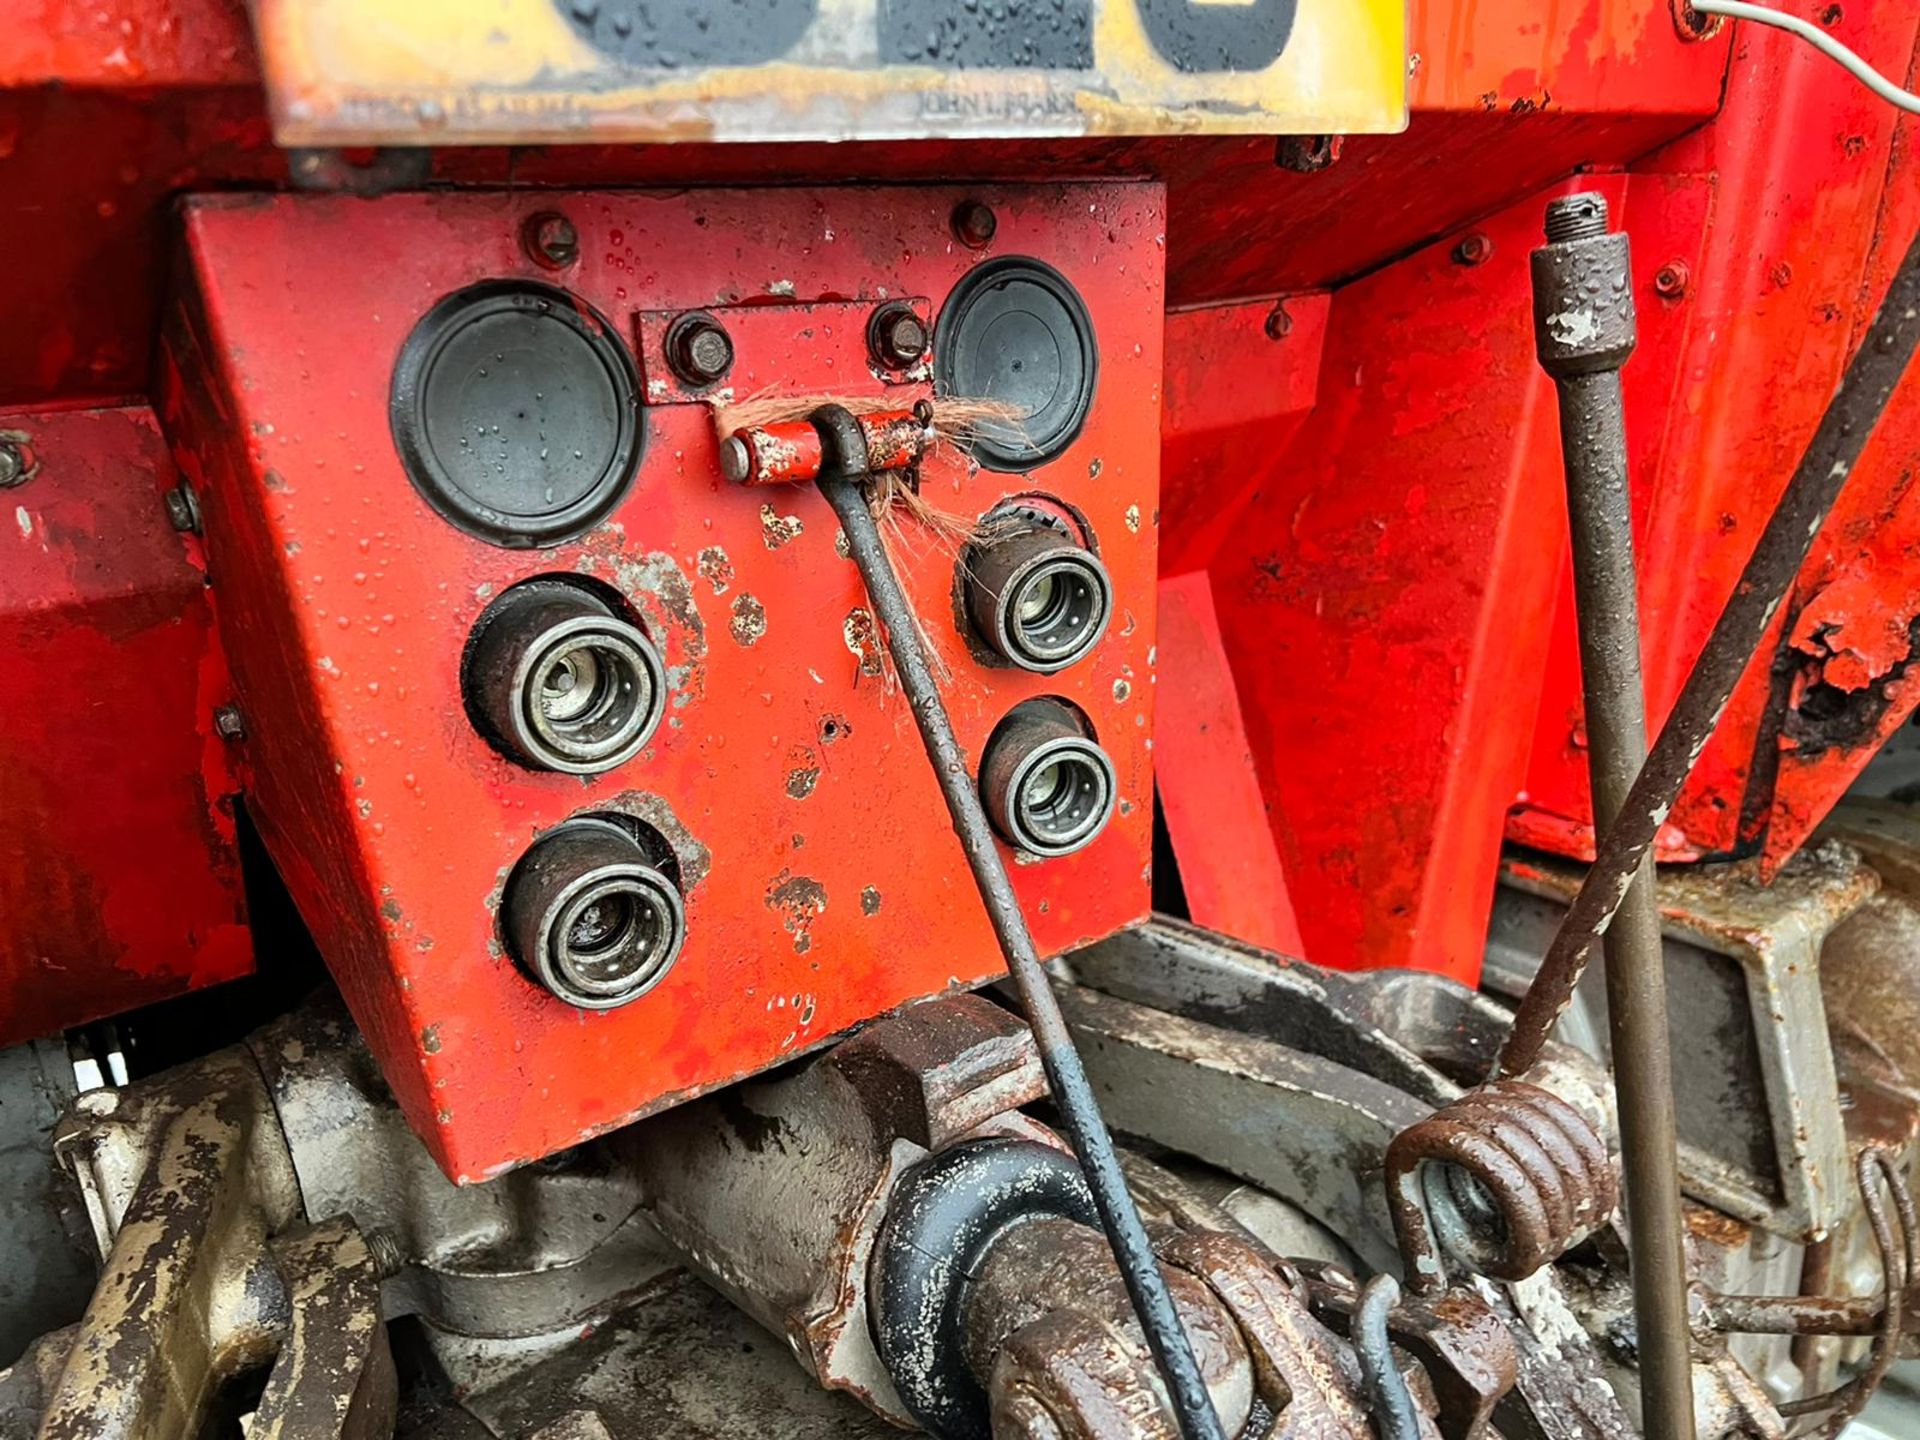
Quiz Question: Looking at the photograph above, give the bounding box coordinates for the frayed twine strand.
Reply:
[711,391,1032,691]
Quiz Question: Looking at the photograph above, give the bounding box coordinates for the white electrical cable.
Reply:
[1690,0,1920,114]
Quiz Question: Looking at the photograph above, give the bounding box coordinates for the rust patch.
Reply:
[787,766,821,799]
[589,549,709,698]
[861,885,882,915]
[766,871,827,954]
[760,503,805,550]
[729,593,767,647]
[1784,613,1920,758]
[1683,1201,1751,1249]
[421,1024,441,1055]
[844,609,885,677]
[696,545,734,595]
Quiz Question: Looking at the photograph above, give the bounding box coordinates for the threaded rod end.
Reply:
[1545,193,1610,243]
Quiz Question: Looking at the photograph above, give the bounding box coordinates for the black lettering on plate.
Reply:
[879,0,1093,69]
[557,0,817,67]
[1136,0,1296,72]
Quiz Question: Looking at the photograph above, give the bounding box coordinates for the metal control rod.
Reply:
[1500,217,1920,1080]
[812,407,1226,1440]
[1527,192,1694,1440]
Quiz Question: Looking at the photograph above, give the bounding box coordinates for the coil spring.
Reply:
[1385,1078,1617,1294]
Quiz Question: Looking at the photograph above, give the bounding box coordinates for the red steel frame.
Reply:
[6,0,1920,1133]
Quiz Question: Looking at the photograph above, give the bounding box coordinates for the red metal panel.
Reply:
[1507,171,1718,862]
[160,184,1163,1180]
[1509,3,1920,863]
[1204,183,1591,981]
[0,0,1727,407]
[1155,572,1304,956]
[1159,296,1329,579]
[1760,104,1920,868]
[0,404,251,1043]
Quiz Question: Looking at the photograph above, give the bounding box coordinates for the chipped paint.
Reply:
[729,592,767,647]
[760,503,805,550]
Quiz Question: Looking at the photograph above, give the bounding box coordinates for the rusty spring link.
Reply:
[1385,1079,1617,1295]
[1757,1148,1916,1439]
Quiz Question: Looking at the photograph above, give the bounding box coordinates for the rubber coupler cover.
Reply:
[935,257,1097,472]
[391,280,642,547]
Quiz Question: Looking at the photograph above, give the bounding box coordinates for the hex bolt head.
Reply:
[522,211,580,270]
[666,314,735,387]
[164,482,202,534]
[213,705,246,741]
[952,200,998,250]
[871,303,930,369]
[1453,233,1494,267]
[0,440,26,488]
[1654,260,1692,300]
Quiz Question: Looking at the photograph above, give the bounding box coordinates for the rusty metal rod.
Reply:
[1703,1292,1883,1336]
[1776,1149,1912,1437]
[1706,1144,1917,1353]
[813,407,1226,1440]
[1526,192,1695,1440]
[1500,216,1920,1080]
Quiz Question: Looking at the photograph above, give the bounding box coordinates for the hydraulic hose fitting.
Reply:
[963,509,1112,673]
[978,699,1117,858]
[463,576,667,775]
[502,815,686,1009]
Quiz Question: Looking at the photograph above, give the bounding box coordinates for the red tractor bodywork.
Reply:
[5,0,1920,1172]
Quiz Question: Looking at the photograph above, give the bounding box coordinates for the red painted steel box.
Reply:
[161,183,1164,1180]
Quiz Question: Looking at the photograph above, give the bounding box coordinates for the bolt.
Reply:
[1654,260,1691,300]
[1263,303,1293,341]
[0,440,26,488]
[1453,233,1495,267]
[719,436,752,484]
[164,482,202,534]
[666,314,734,387]
[364,1227,406,1278]
[522,211,579,270]
[871,303,930,369]
[952,200,998,250]
[213,705,246,741]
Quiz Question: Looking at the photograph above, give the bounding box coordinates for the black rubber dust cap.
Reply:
[935,257,1097,472]
[391,280,643,548]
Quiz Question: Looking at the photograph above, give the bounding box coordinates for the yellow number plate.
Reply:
[250,0,1406,146]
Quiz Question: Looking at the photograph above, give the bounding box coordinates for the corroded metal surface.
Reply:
[37,1048,299,1440]
[252,1219,398,1440]
[1385,1080,1615,1294]
[614,994,1049,1428]
[1501,214,1920,1078]
[966,1217,1255,1440]
[1161,1230,1379,1440]
[1498,843,1873,1240]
